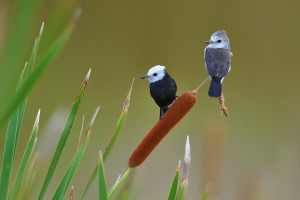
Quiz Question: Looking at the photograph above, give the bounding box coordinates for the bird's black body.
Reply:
[149,71,177,118]
[205,47,232,97]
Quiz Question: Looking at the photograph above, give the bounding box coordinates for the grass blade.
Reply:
[179,136,191,190]
[0,9,81,132]
[38,69,90,200]
[103,78,134,162]
[168,161,181,200]
[200,188,209,200]
[23,153,38,193]
[176,136,191,200]
[14,22,43,158]
[8,110,40,200]
[81,165,97,200]
[98,152,107,200]
[0,61,33,199]
[0,0,40,117]
[81,79,134,199]
[114,169,135,200]
[52,107,99,200]
[69,186,74,200]
[107,168,132,199]
[177,180,186,200]
[0,107,19,200]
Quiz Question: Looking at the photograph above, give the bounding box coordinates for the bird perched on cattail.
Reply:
[140,65,177,119]
[204,30,233,98]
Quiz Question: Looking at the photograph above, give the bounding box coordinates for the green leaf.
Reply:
[200,187,210,200]
[0,108,19,200]
[107,168,132,199]
[38,69,90,200]
[81,79,134,199]
[0,0,40,117]
[0,44,40,199]
[98,152,108,200]
[68,186,74,200]
[0,9,81,132]
[168,161,180,200]
[8,110,40,200]
[14,22,43,159]
[52,107,99,200]
[103,78,134,162]
[177,180,186,200]
[0,68,23,200]
[81,165,98,200]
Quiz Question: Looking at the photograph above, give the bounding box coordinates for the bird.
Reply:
[140,65,177,119]
[204,30,233,98]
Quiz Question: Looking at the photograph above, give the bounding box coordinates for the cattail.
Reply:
[128,91,197,168]
[218,93,228,117]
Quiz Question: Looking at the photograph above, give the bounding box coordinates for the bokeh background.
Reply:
[0,0,300,199]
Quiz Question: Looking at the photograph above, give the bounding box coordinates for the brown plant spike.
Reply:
[218,93,228,117]
[128,91,197,168]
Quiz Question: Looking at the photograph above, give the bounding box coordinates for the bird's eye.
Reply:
[153,73,158,76]
[217,40,222,43]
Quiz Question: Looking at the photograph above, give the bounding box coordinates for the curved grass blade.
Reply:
[103,78,134,162]
[21,153,38,199]
[177,180,186,200]
[8,109,40,200]
[0,57,38,200]
[14,22,44,158]
[107,168,132,199]
[52,107,99,200]
[200,188,209,200]
[69,186,74,200]
[0,9,81,132]
[38,69,90,200]
[114,169,135,200]
[177,136,191,200]
[0,68,24,200]
[81,79,134,200]
[98,151,107,200]
[168,161,180,200]
[0,0,40,118]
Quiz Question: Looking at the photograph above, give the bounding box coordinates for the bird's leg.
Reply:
[159,108,164,119]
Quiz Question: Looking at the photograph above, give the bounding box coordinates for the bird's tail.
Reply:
[208,77,222,98]
[160,107,169,119]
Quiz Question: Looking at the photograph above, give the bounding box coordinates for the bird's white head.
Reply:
[140,65,166,83]
[205,30,230,50]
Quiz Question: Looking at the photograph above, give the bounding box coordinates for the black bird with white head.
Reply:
[140,65,177,119]
[204,30,233,98]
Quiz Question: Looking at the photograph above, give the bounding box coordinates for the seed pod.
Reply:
[128,91,197,168]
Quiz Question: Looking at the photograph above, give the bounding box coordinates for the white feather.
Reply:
[146,65,166,83]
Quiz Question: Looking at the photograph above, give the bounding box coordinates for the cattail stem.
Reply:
[194,76,210,92]
[128,91,197,168]
[218,93,228,117]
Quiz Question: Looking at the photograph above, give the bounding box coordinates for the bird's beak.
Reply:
[140,75,150,79]
[205,40,215,44]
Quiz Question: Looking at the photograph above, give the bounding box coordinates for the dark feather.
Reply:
[208,77,222,97]
[150,72,177,116]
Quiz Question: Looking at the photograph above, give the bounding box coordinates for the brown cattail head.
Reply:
[128,91,197,168]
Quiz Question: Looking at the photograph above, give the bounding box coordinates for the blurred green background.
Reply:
[0,0,300,199]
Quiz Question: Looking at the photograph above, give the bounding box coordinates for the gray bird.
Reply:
[204,30,233,97]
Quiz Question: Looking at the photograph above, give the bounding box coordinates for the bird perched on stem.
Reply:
[140,65,177,119]
[204,30,233,98]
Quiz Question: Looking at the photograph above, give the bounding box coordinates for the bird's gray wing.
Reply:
[205,48,232,78]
